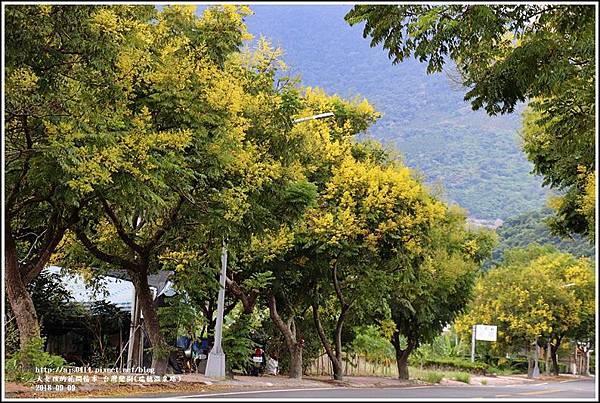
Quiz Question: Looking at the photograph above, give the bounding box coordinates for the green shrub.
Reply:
[223,315,257,375]
[4,318,20,356]
[409,356,488,374]
[5,336,66,383]
[489,357,529,374]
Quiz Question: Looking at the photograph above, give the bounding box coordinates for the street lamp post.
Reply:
[532,337,540,378]
[204,240,228,378]
[204,112,334,379]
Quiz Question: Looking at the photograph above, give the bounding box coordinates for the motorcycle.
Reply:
[249,347,266,376]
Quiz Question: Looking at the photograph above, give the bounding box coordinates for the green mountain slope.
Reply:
[238,5,551,219]
[488,208,595,267]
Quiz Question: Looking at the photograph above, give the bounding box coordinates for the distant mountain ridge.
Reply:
[205,5,552,220]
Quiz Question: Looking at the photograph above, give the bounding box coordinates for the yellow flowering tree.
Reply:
[456,245,594,377]
[304,153,447,381]
[5,4,158,363]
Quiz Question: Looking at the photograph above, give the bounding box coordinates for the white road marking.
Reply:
[517,388,561,396]
[559,379,580,383]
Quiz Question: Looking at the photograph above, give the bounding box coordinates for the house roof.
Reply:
[45,266,174,313]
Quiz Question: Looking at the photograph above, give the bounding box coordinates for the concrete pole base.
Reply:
[532,363,540,378]
[205,350,226,378]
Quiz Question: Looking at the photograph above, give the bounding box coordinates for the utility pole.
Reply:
[532,338,540,378]
[126,289,141,369]
[471,325,476,362]
[204,241,228,378]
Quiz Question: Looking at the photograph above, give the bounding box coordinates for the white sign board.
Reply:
[475,325,497,341]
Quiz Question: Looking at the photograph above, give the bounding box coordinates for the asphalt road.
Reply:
[148,378,596,400]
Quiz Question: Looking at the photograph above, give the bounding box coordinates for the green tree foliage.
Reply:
[5,4,160,355]
[350,325,396,366]
[45,4,264,375]
[7,3,310,375]
[386,207,496,379]
[522,107,595,240]
[345,4,596,238]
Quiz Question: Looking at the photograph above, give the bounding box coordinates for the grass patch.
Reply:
[410,367,471,384]
[424,371,444,384]
[451,371,471,384]
[410,367,444,384]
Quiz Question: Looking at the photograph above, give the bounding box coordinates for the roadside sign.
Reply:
[475,324,497,341]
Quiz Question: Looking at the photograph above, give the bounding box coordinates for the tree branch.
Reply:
[22,226,66,285]
[11,191,53,216]
[20,198,91,284]
[75,227,135,269]
[225,276,256,314]
[332,258,348,308]
[100,197,145,255]
[223,301,238,317]
[335,302,352,359]
[6,117,33,217]
[143,195,185,253]
[268,294,295,349]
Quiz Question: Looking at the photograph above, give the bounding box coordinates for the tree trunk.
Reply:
[268,295,303,379]
[333,311,347,381]
[392,332,412,380]
[550,337,562,376]
[397,351,410,380]
[312,303,344,380]
[332,358,343,381]
[526,343,536,378]
[289,344,303,379]
[544,339,550,376]
[325,261,352,381]
[5,230,41,360]
[583,346,590,376]
[131,268,168,375]
[575,342,590,376]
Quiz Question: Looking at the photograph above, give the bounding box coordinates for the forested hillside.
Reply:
[237,5,551,220]
[488,208,596,267]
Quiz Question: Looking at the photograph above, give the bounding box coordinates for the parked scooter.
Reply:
[249,347,266,376]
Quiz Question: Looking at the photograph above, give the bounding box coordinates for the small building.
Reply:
[42,266,173,370]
